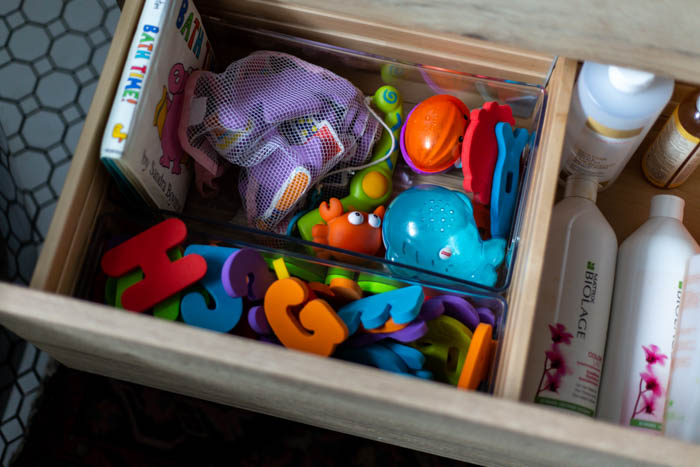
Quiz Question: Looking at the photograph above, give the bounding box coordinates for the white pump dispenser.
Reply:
[561,62,673,189]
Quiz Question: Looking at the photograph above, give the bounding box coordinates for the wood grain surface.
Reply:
[253,0,700,84]
[198,0,555,84]
[2,282,700,466]
[497,57,578,400]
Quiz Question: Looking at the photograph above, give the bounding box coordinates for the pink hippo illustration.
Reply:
[154,63,189,174]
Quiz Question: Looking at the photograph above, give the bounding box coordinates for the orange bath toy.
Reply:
[400,94,469,174]
[311,198,385,259]
[264,277,348,356]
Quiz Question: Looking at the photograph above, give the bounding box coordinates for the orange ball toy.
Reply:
[400,94,469,174]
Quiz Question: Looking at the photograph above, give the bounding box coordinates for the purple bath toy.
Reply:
[420,295,480,331]
[346,320,428,347]
[248,305,272,335]
[179,51,381,231]
[476,307,496,326]
[221,248,275,301]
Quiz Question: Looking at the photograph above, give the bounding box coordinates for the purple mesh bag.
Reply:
[179,51,381,231]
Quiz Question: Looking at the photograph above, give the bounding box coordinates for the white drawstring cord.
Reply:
[319,95,397,181]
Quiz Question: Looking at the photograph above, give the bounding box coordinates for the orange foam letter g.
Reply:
[264,278,348,356]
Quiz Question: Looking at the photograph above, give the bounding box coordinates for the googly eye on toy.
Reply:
[311,198,385,259]
[368,213,382,228]
[348,211,364,225]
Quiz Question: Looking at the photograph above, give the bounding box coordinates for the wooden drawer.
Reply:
[2,0,700,464]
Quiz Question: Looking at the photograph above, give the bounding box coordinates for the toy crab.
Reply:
[311,198,385,259]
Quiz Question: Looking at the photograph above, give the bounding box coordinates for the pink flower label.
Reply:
[535,323,592,413]
[629,344,668,431]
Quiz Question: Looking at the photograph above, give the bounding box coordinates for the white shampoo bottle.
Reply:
[525,174,617,416]
[598,195,699,433]
[664,254,700,441]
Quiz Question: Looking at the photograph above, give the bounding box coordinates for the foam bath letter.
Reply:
[100,218,206,312]
[181,245,243,332]
[264,278,348,356]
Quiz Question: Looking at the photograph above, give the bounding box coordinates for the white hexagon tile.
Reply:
[0,0,119,464]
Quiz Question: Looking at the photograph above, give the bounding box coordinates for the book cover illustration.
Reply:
[101,0,214,212]
[154,63,189,175]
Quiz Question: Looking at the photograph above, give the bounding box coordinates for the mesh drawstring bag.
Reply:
[179,50,382,231]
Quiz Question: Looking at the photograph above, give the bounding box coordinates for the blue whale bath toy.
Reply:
[382,185,506,287]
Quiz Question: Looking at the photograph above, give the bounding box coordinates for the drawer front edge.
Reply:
[2,283,700,466]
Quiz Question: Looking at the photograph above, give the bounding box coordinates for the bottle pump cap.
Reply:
[608,66,655,93]
[564,174,599,203]
[650,194,684,221]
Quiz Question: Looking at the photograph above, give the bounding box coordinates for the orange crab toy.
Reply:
[312,198,385,258]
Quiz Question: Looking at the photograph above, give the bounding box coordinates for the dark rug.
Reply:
[11,366,471,466]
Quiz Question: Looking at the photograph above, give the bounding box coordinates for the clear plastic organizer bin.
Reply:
[75,211,508,392]
[169,24,547,294]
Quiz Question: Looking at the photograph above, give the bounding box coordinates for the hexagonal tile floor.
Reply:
[0,0,119,463]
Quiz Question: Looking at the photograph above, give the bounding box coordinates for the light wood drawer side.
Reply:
[497,58,578,399]
[2,283,700,466]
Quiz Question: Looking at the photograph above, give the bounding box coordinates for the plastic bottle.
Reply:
[642,90,700,188]
[597,195,699,433]
[664,254,700,441]
[560,62,674,190]
[524,174,617,417]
